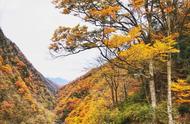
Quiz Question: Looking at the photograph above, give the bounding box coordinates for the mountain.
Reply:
[0,28,57,124]
[48,77,67,87]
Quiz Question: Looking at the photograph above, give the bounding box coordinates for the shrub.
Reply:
[123,103,153,123]
[155,101,168,124]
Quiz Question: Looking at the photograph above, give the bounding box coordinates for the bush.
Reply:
[155,101,168,124]
[122,103,154,124]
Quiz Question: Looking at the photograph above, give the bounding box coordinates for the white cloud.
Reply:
[0,0,99,81]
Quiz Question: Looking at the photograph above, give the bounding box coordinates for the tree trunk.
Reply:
[145,0,157,110]
[167,55,174,124]
[149,60,157,109]
[149,60,157,123]
[167,8,174,124]
[115,87,118,105]
[111,87,115,106]
[123,83,128,100]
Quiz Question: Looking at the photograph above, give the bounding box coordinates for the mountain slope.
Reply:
[0,28,56,124]
[55,66,140,124]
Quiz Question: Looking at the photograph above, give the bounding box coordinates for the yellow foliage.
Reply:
[128,25,142,37]
[105,26,141,48]
[119,43,154,62]
[104,35,129,48]
[56,65,139,123]
[171,79,190,103]
[65,97,108,124]
[23,93,35,103]
[153,35,179,54]
[118,34,179,63]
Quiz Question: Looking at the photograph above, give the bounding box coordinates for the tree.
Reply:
[101,64,128,106]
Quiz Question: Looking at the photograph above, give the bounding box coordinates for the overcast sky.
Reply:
[0,0,99,82]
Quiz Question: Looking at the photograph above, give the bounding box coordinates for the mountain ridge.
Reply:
[0,28,58,94]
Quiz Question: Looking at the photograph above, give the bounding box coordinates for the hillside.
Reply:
[55,66,140,124]
[54,60,190,124]
[0,28,57,124]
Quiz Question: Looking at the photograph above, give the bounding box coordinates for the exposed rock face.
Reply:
[0,28,57,94]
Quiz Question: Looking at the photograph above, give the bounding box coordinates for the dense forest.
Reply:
[1,0,190,124]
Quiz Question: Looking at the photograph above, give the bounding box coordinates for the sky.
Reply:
[0,0,100,82]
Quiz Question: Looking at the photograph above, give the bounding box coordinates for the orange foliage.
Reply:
[164,6,173,13]
[49,43,58,50]
[15,78,36,107]
[13,57,26,68]
[15,78,29,94]
[0,64,13,74]
[88,5,120,19]
[63,8,70,14]
[131,0,144,8]
[17,60,26,68]
[1,101,14,110]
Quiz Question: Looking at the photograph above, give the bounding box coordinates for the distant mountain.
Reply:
[48,77,68,87]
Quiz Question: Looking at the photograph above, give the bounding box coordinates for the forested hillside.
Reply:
[0,29,56,124]
[55,66,140,123]
[55,63,190,124]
